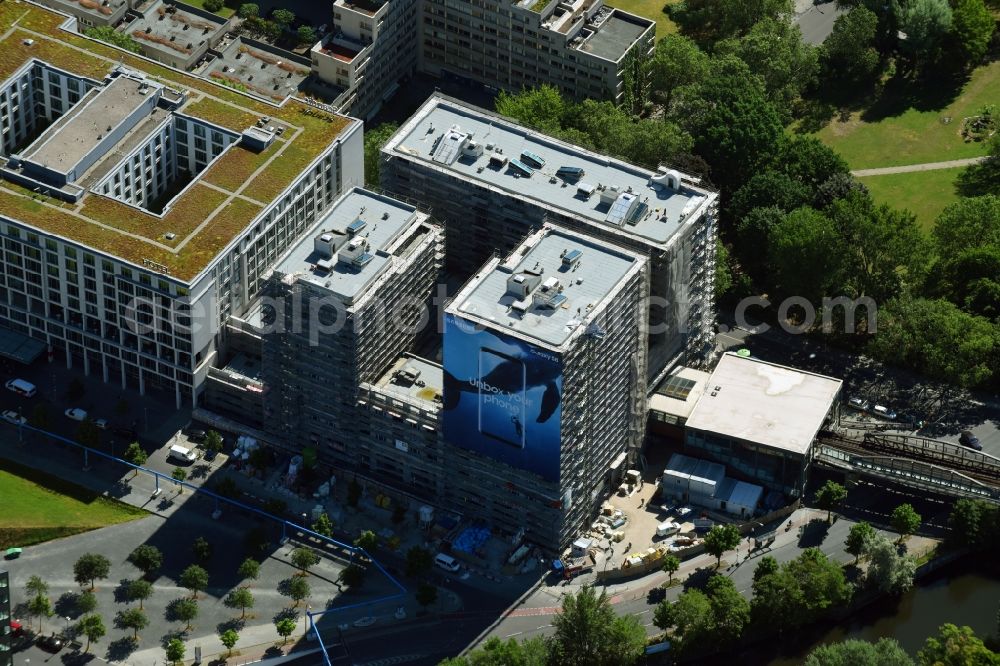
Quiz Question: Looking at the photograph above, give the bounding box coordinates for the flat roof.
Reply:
[649,366,711,421]
[0,1,356,283]
[126,0,227,59]
[385,95,712,246]
[205,37,310,102]
[272,188,424,303]
[22,76,151,174]
[665,452,725,486]
[449,225,643,348]
[685,353,843,456]
[39,0,127,19]
[374,355,444,407]
[0,325,47,364]
[576,10,651,61]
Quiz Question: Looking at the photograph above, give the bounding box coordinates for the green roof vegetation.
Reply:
[0,2,354,283]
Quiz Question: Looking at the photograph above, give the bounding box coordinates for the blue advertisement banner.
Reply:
[442,313,562,482]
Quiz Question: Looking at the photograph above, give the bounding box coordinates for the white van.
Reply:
[434,553,461,572]
[656,521,681,538]
[167,444,198,464]
[5,378,37,398]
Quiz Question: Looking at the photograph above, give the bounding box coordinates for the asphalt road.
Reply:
[793,0,846,44]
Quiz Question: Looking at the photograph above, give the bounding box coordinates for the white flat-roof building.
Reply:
[683,353,843,496]
[382,94,718,381]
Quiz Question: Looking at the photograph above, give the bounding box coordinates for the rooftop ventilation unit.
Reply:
[462,141,484,158]
[562,248,582,268]
[533,277,566,309]
[521,150,545,169]
[557,166,585,181]
[509,159,534,177]
[431,124,468,166]
[339,237,373,269]
[577,182,596,198]
[314,231,346,258]
[506,271,542,299]
[606,191,640,226]
[347,217,367,235]
[489,152,508,168]
[651,168,682,191]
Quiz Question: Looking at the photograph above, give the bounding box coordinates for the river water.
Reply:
[760,559,1000,665]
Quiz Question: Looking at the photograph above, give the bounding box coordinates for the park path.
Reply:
[852,156,986,177]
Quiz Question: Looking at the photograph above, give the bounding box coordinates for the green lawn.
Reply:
[182,0,237,18]
[0,460,145,549]
[608,0,680,39]
[816,61,1000,169]
[857,167,964,233]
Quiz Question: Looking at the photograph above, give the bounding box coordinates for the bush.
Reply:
[203,0,224,11]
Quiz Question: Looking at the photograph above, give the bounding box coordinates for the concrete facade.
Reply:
[0,571,10,666]
[380,95,718,381]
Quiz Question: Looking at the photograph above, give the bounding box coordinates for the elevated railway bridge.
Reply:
[814,431,1000,503]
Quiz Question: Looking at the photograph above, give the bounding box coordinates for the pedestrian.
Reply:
[626,541,631,551]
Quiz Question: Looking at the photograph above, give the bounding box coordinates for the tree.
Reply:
[77,614,106,653]
[363,123,400,186]
[548,586,646,666]
[827,191,931,302]
[948,499,990,547]
[662,554,680,584]
[846,521,877,564]
[734,205,791,286]
[891,503,922,542]
[703,524,741,568]
[440,636,549,666]
[173,598,198,630]
[203,0,223,11]
[296,25,317,45]
[752,567,805,635]
[821,6,882,87]
[290,547,320,575]
[180,565,209,599]
[220,628,239,656]
[77,419,100,448]
[74,553,111,590]
[649,35,710,112]
[225,587,255,618]
[275,617,296,644]
[339,563,365,589]
[869,297,999,388]
[730,171,812,223]
[495,85,567,135]
[284,576,310,607]
[866,535,917,594]
[127,579,153,610]
[928,245,1000,320]
[669,0,794,43]
[406,546,433,578]
[716,19,818,114]
[898,0,952,66]
[27,594,52,632]
[115,608,148,641]
[238,3,259,19]
[83,26,142,53]
[123,442,147,475]
[753,548,851,632]
[128,544,163,578]
[753,555,779,582]
[312,512,334,538]
[77,590,98,614]
[416,582,437,608]
[918,624,1000,665]
[679,56,784,192]
[204,430,223,455]
[354,530,378,554]
[769,207,847,303]
[775,136,852,192]
[805,637,914,666]
[706,574,751,645]
[25,575,48,598]
[933,195,1000,257]
[654,588,713,654]
[192,536,213,563]
[815,480,849,524]
[271,8,295,28]
[238,557,261,585]
[172,467,187,490]
[165,637,185,665]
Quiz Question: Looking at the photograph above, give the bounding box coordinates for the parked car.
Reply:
[394,606,407,620]
[1,409,26,425]
[113,425,138,440]
[37,634,63,652]
[94,418,109,430]
[959,430,983,451]
[848,397,870,411]
[182,426,206,443]
[4,378,37,397]
[353,616,376,628]
[872,405,897,420]
[64,408,88,421]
